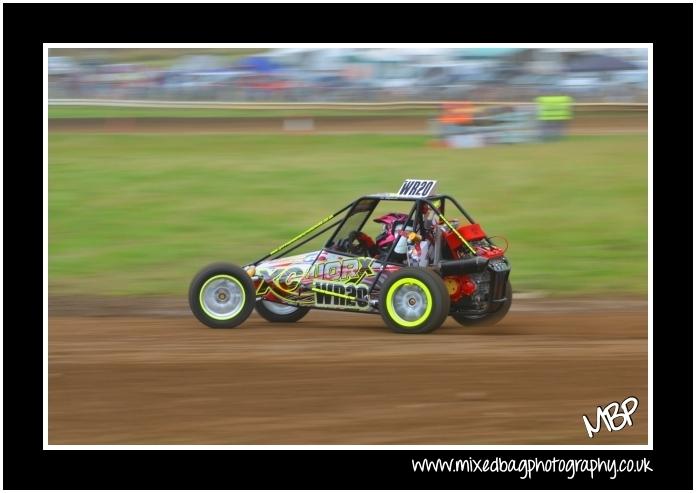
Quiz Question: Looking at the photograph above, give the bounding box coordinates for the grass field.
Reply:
[48,105,645,121]
[48,133,647,296]
[48,105,440,119]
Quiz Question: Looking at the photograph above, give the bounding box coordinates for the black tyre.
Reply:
[378,267,450,334]
[189,263,255,328]
[451,280,512,327]
[255,299,310,323]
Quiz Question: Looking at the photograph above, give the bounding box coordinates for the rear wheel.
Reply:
[189,263,255,328]
[451,280,512,327]
[378,267,450,334]
[255,299,310,323]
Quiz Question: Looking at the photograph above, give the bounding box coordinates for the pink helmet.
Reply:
[374,213,410,249]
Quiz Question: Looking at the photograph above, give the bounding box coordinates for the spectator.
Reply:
[535,95,574,140]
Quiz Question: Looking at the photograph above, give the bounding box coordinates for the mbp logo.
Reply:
[582,396,639,438]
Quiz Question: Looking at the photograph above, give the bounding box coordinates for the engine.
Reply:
[445,236,510,311]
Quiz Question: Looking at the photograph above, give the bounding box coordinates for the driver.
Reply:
[373,212,412,262]
[338,210,432,261]
[335,213,408,259]
[373,208,437,264]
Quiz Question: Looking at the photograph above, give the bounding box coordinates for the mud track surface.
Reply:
[49,299,647,445]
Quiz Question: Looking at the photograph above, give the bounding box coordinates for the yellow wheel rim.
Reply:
[385,277,433,328]
[199,275,246,320]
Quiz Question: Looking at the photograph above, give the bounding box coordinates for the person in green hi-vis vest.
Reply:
[535,95,574,140]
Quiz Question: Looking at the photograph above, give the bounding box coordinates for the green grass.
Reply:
[48,105,439,119]
[47,105,645,121]
[48,133,648,296]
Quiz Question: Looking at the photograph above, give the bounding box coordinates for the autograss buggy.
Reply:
[189,179,511,334]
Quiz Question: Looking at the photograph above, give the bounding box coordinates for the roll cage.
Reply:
[250,193,493,267]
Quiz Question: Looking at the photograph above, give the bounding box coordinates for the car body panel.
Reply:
[254,249,400,312]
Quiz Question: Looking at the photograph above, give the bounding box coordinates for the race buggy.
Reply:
[189,179,512,334]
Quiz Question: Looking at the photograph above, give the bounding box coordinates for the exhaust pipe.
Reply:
[438,257,489,275]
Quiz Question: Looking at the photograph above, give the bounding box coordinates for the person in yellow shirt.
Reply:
[535,95,574,140]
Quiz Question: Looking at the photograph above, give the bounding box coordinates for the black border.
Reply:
[4,2,693,489]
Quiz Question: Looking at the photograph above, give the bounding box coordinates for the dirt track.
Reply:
[48,299,648,445]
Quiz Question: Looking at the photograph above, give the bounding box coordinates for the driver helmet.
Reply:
[374,213,411,253]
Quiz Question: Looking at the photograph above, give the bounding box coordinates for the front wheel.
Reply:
[378,267,450,334]
[451,280,512,327]
[189,263,255,328]
[255,299,310,323]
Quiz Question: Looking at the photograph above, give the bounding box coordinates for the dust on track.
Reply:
[48,299,648,445]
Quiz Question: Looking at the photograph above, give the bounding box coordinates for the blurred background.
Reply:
[48,47,648,298]
[48,47,647,102]
[48,47,649,445]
